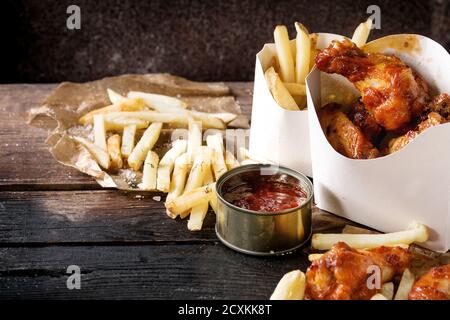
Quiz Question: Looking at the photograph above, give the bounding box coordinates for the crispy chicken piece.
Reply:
[427,93,450,120]
[319,103,379,159]
[349,100,383,144]
[409,264,450,300]
[388,112,445,154]
[306,242,412,300]
[316,39,430,131]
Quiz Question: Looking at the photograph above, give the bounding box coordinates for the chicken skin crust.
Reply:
[316,39,430,131]
[319,103,379,159]
[305,242,412,300]
[409,264,450,300]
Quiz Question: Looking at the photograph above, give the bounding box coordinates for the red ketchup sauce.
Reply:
[223,172,308,213]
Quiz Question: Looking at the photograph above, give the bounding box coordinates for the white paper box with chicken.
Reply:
[306,33,450,252]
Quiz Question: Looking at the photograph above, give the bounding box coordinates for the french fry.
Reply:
[274,25,295,83]
[139,151,159,191]
[93,114,107,150]
[394,269,415,300]
[351,18,373,48]
[187,202,209,231]
[190,110,237,124]
[295,22,311,84]
[104,117,149,131]
[206,133,227,180]
[308,253,323,262]
[311,222,428,250]
[121,124,136,158]
[107,88,126,104]
[283,82,306,96]
[79,98,146,125]
[184,148,212,196]
[225,150,240,170]
[381,282,394,300]
[187,117,202,163]
[128,122,162,171]
[73,136,110,169]
[104,111,225,129]
[190,111,226,129]
[107,134,123,169]
[127,91,187,112]
[166,153,190,219]
[188,163,214,230]
[370,293,388,300]
[270,270,306,300]
[156,139,188,192]
[265,67,299,111]
[165,183,215,216]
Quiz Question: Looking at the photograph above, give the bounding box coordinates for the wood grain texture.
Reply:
[0,243,311,299]
[0,83,253,190]
[0,190,353,244]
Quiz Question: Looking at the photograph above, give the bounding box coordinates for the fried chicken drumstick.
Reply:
[316,39,430,131]
[409,264,450,300]
[305,242,411,300]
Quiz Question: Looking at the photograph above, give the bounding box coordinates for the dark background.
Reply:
[1,0,448,83]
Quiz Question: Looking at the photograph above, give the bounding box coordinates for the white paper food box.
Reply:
[306,34,450,252]
[250,41,310,176]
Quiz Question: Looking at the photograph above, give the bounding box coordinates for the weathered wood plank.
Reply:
[0,190,353,244]
[0,243,310,299]
[0,83,253,190]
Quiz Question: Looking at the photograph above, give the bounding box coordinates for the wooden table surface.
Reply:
[0,83,353,299]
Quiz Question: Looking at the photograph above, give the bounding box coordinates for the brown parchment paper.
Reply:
[28,73,249,190]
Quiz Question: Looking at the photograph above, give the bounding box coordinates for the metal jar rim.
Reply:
[215,164,313,216]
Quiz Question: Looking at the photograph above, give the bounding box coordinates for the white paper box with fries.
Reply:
[306,33,450,252]
[249,28,346,177]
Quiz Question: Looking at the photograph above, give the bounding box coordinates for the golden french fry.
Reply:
[190,111,226,129]
[370,293,388,300]
[311,222,428,250]
[225,150,240,170]
[93,114,107,150]
[394,269,415,300]
[274,25,295,83]
[104,117,149,131]
[121,124,136,158]
[308,253,323,262]
[128,122,162,171]
[79,99,146,126]
[187,202,209,231]
[206,134,227,180]
[295,22,311,84]
[127,91,187,112]
[282,82,306,96]
[381,282,394,300]
[265,67,299,111]
[190,111,237,124]
[73,136,110,169]
[270,270,306,300]
[107,134,123,169]
[139,151,159,191]
[352,18,373,48]
[184,148,212,196]
[166,153,190,219]
[165,183,215,215]
[156,139,187,192]
[107,88,126,104]
[187,117,202,163]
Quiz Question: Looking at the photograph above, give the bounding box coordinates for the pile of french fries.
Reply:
[72,88,268,231]
[271,221,429,300]
[267,19,372,110]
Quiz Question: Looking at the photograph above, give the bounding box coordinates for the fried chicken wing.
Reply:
[388,112,445,153]
[316,39,430,131]
[427,93,450,120]
[305,242,412,300]
[349,100,383,144]
[409,264,450,300]
[319,103,379,159]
